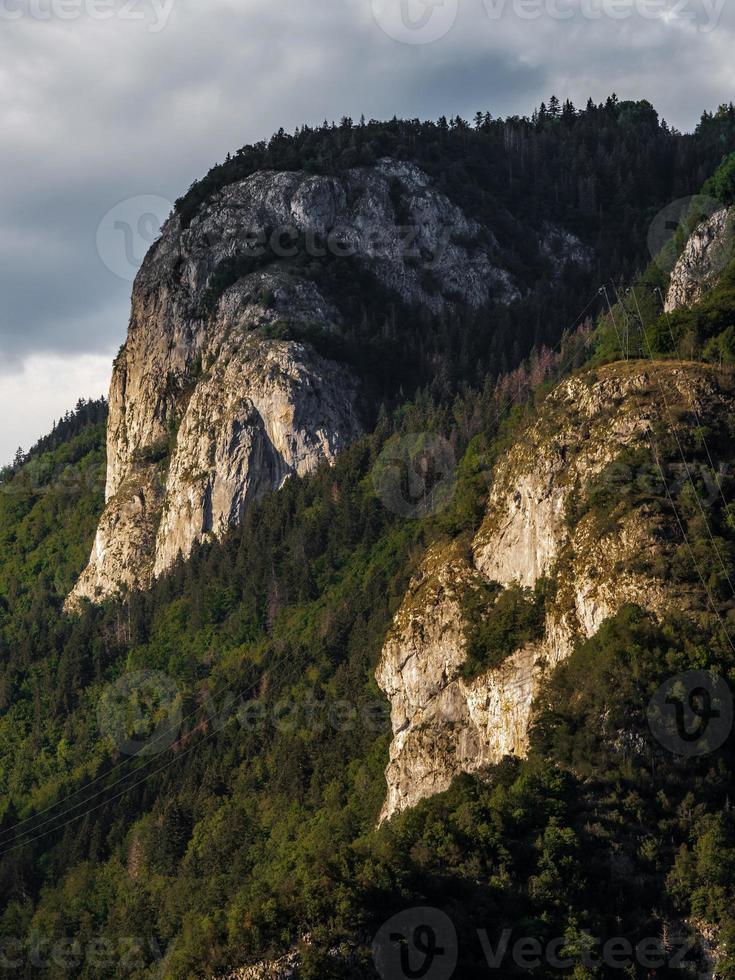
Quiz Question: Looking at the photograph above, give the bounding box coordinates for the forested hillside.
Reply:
[1,99,735,978]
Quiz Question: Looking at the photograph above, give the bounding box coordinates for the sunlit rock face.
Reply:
[665,206,734,313]
[377,363,731,821]
[68,157,588,606]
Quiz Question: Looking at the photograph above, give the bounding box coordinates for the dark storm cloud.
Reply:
[0,0,733,459]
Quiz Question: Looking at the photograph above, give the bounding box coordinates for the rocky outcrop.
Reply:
[665,207,734,312]
[539,221,593,276]
[376,541,556,822]
[377,362,733,821]
[151,338,360,576]
[222,951,299,980]
[220,940,361,979]
[70,158,531,606]
[71,334,361,603]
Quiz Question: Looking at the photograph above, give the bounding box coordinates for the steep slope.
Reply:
[5,353,735,980]
[4,104,735,979]
[68,105,735,608]
[377,361,734,820]
[69,159,533,605]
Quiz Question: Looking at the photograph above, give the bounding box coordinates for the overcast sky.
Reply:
[1,0,734,464]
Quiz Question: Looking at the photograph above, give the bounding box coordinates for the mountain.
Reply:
[67,102,734,606]
[68,158,528,604]
[0,100,735,979]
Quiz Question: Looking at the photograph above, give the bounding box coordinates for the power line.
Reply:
[606,283,735,658]
[0,657,303,860]
[0,286,605,854]
[628,285,735,601]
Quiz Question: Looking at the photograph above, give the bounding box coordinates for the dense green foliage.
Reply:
[0,337,593,978]
[3,344,735,977]
[461,581,547,679]
[0,412,107,628]
[0,398,107,478]
[704,151,735,206]
[177,98,735,254]
[1,102,735,977]
[592,256,735,368]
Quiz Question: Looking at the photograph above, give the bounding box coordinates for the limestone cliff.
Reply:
[665,206,734,312]
[70,159,533,605]
[377,362,733,821]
